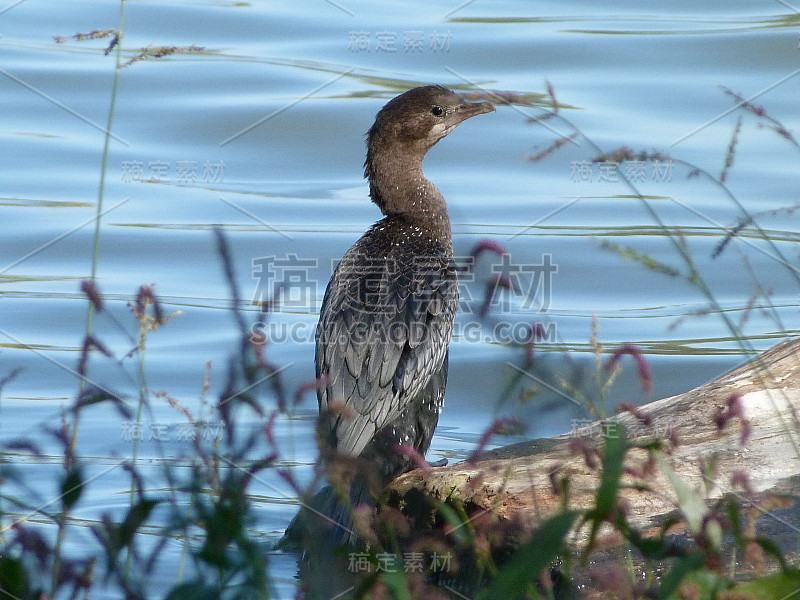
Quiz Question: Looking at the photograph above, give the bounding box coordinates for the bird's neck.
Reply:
[366,144,452,244]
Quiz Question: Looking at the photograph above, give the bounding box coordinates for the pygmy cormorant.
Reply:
[314,85,494,545]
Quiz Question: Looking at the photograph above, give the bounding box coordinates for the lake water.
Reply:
[2,0,799,597]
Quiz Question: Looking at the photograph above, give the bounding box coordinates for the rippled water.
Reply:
[2,1,799,596]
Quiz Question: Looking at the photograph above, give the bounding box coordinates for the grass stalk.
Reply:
[124,298,150,582]
[51,1,127,595]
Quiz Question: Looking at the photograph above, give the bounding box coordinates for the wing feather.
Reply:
[316,219,458,457]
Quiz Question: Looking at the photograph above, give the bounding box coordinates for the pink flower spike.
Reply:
[264,411,278,448]
[614,401,652,426]
[393,444,432,474]
[467,418,525,463]
[478,273,515,318]
[525,323,547,364]
[546,80,559,115]
[604,344,653,394]
[731,470,754,495]
[726,393,744,418]
[469,239,508,266]
[294,375,330,406]
[80,280,104,312]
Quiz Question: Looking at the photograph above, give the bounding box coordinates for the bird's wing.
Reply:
[316,239,457,458]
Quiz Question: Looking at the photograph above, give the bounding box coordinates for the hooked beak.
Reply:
[448,98,495,127]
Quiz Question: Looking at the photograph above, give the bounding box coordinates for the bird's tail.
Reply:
[319,474,372,546]
[279,469,376,550]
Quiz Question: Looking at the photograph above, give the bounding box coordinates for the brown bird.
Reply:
[306,85,494,546]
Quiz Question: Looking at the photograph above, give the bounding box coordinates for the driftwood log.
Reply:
[390,337,800,551]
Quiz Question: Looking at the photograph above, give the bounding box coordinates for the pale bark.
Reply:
[391,337,800,544]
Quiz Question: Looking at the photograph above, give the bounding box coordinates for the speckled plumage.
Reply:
[312,85,493,545]
[316,216,458,471]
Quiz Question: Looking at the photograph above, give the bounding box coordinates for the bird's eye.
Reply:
[431,105,444,117]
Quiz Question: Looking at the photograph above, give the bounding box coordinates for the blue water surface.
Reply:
[1,1,799,596]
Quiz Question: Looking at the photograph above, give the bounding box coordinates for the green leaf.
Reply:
[726,498,744,546]
[659,553,707,600]
[619,522,675,560]
[663,566,725,600]
[0,556,28,598]
[752,537,790,573]
[381,557,412,600]
[75,388,133,419]
[436,500,471,544]
[164,582,219,600]
[103,498,159,567]
[119,498,159,547]
[475,510,579,600]
[595,424,627,517]
[61,467,83,510]
[705,519,722,551]
[586,424,627,548]
[731,570,800,599]
[655,454,706,534]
